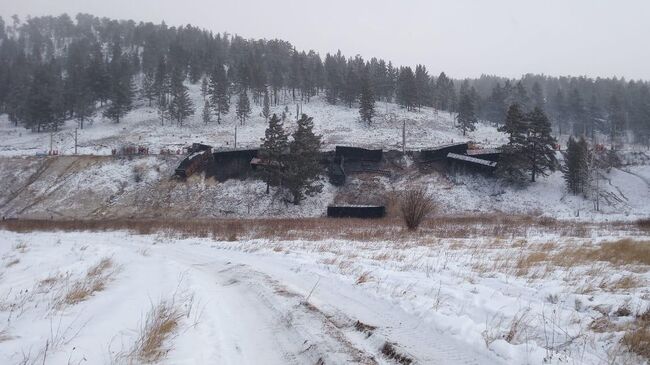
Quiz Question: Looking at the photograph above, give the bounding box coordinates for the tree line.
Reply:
[0,13,649,147]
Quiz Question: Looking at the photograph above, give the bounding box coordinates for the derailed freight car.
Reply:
[208,149,259,182]
[420,143,469,161]
[447,153,497,174]
[327,205,386,219]
[175,150,213,179]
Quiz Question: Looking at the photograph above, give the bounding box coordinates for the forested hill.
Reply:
[0,13,649,145]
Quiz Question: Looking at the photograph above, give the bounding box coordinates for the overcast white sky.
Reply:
[2,0,649,80]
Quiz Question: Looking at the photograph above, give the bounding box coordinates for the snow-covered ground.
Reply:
[0,229,647,364]
[1,152,649,221]
[0,84,507,157]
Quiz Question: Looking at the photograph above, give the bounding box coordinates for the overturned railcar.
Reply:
[466,148,501,163]
[335,146,383,162]
[420,143,469,161]
[447,153,497,174]
[175,150,213,179]
[208,149,259,182]
[327,205,386,219]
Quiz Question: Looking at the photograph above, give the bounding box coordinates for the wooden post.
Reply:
[234,125,237,149]
[74,128,78,155]
[402,120,406,155]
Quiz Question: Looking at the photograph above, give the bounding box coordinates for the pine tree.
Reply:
[153,57,169,103]
[103,44,134,123]
[532,82,545,110]
[209,65,229,124]
[486,83,506,126]
[396,67,416,111]
[553,89,568,135]
[168,68,195,126]
[25,64,64,132]
[358,76,375,124]
[202,100,211,125]
[260,114,289,194]
[457,91,477,136]
[201,77,208,100]
[414,64,430,110]
[141,71,156,107]
[497,104,529,182]
[236,89,251,125]
[157,95,169,126]
[525,107,558,182]
[74,87,94,129]
[563,136,590,195]
[262,89,271,121]
[607,94,625,149]
[285,114,323,204]
[568,88,586,136]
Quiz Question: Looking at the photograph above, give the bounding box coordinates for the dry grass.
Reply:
[0,214,621,242]
[506,239,649,280]
[129,300,185,363]
[553,239,650,267]
[355,271,373,285]
[59,257,115,307]
[5,258,20,268]
[13,241,28,253]
[0,329,11,342]
[621,308,650,360]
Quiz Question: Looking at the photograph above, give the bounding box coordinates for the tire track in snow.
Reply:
[159,245,503,365]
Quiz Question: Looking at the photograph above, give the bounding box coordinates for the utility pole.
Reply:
[234,125,237,149]
[402,120,406,155]
[49,132,53,154]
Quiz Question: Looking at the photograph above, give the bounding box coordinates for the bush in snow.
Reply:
[399,188,434,231]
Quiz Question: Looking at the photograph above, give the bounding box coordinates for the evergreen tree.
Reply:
[168,68,195,126]
[497,104,529,182]
[563,136,590,195]
[553,89,568,135]
[359,75,375,124]
[262,89,271,121]
[156,95,169,126]
[103,44,134,123]
[457,91,477,136]
[74,87,94,130]
[525,107,558,182]
[513,81,530,110]
[568,88,586,136]
[25,63,64,132]
[202,100,211,124]
[531,82,545,110]
[485,83,507,126]
[285,114,323,204]
[141,71,156,107]
[209,64,229,124]
[607,94,626,149]
[260,114,289,193]
[414,64,430,110]
[236,89,251,125]
[396,67,416,111]
[153,57,169,103]
[201,76,209,100]
[341,61,359,108]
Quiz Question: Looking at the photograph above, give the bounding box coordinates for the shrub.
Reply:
[399,188,434,231]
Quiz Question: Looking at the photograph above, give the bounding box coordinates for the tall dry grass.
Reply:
[0,215,628,242]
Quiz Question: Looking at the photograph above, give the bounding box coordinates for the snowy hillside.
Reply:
[0,83,507,157]
[1,84,650,221]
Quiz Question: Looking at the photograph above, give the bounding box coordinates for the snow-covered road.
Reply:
[0,231,501,364]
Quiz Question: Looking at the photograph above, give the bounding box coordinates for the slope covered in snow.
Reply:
[0,83,507,157]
